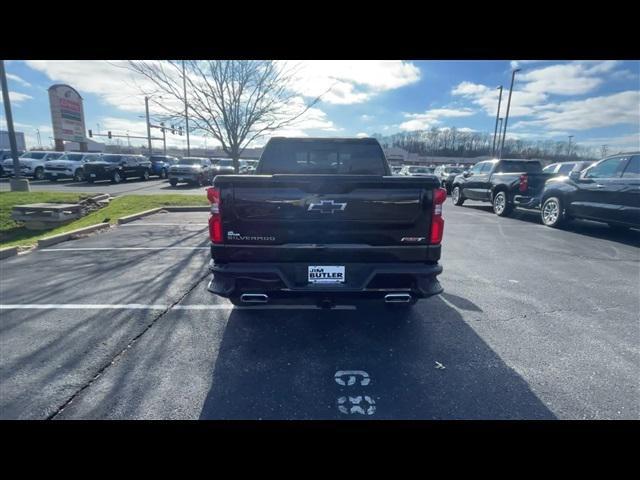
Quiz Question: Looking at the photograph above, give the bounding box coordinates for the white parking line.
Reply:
[40,247,210,251]
[0,303,356,311]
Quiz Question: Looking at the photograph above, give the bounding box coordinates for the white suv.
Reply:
[45,152,102,182]
[2,151,64,180]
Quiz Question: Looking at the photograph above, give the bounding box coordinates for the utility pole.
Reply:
[567,135,574,158]
[145,96,152,154]
[601,144,608,158]
[182,60,191,156]
[161,122,167,154]
[492,85,503,157]
[36,128,41,148]
[497,118,503,148]
[499,68,521,160]
[0,60,28,191]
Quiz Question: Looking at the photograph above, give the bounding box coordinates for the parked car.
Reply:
[400,166,435,176]
[539,153,639,230]
[148,155,178,179]
[239,159,258,174]
[44,152,102,182]
[168,157,213,186]
[1,151,63,180]
[205,137,446,308]
[210,158,236,176]
[84,154,152,184]
[450,158,558,216]
[434,165,465,193]
[0,150,26,176]
[542,161,595,175]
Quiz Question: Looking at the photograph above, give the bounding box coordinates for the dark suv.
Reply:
[168,157,213,186]
[84,154,152,183]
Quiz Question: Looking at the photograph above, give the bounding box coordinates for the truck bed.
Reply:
[212,174,442,264]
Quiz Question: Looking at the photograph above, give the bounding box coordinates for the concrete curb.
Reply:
[37,223,111,248]
[117,208,162,224]
[163,206,210,212]
[0,246,19,259]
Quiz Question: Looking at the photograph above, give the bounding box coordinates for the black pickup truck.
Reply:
[205,137,447,308]
[450,158,557,216]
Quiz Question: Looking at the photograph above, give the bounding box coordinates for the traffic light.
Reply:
[88,129,92,138]
[108,131,112,139]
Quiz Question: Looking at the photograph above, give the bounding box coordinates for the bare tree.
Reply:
[126,60,323,172]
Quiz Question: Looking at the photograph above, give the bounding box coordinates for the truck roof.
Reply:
[267,137,381,145]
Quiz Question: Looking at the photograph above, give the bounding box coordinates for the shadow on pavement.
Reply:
[457,204,640,248]
[199,296,555,419]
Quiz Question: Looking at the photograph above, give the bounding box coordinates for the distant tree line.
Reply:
[372,128,602,162]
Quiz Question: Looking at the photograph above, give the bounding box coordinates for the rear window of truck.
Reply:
[258,140,388,175]
[497,161,542,173]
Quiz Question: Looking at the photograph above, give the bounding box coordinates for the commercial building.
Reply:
[1,130,26,151]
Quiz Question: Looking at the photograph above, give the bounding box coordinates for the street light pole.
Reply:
[492,85,503,157]
[145,96,152,154]
[567,135,574,158]
[182,60,191,156]
[0,60,28,191]
[499,68,521,160]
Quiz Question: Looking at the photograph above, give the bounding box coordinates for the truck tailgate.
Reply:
[215,174,440,247]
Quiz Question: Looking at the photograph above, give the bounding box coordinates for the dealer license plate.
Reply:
[308,266,345,284]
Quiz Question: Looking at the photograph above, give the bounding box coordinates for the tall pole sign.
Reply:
[48,84,87,152]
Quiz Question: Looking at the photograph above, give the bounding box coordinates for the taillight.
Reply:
[206,187,223,243]
[519,174,528,193]
[430,187,446,244]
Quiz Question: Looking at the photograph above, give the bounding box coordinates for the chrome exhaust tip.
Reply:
[384,293,412,303]
[240,293,269,303]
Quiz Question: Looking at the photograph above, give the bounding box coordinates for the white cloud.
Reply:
[0,91,33,105]
[360,114,374,121]
[286,60,420,105]
[514,90,640,131]
[356,132,369,138]
[6,73,32,88]
[399,107,475,131]
[25,60,166,114]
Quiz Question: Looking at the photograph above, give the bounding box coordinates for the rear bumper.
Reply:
[207,260,443,299]
[513,194,541,209]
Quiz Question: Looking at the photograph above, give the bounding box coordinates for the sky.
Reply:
[1,60,639,154]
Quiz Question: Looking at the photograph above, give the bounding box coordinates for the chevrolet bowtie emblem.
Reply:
[308,200,347,214]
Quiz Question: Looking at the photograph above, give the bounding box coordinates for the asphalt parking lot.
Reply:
[0,177,206,196]
[1,202,638,419]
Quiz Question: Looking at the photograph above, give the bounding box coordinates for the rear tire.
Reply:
[160,168,167,179]
[452,186,465,205]
[492,191,512,216]
[73,168,84,182]
[141,169,150,181]
[34,167,45,180]
[541,196,565,228]
[111,171,123,184]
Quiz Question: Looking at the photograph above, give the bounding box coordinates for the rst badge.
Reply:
[308,266,345,284]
